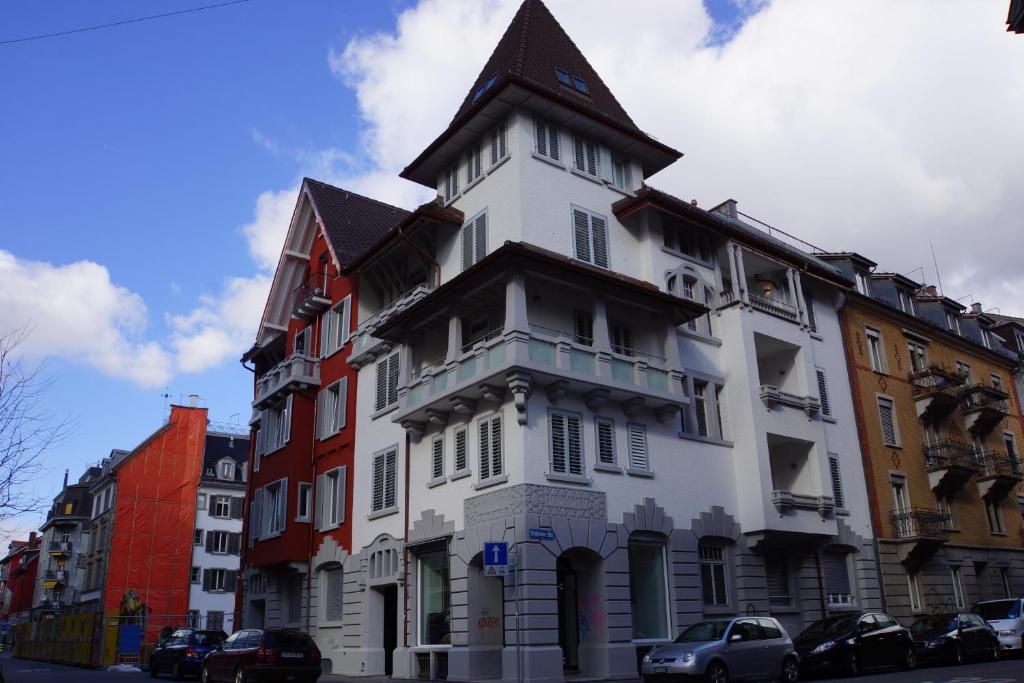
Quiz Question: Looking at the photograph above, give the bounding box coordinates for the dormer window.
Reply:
[473,73,497,103]
[555,68,589,94]
[980,327,991,349]
[897,288,916,315]
[218,460,235,480]
[946,311,961,335]
[854,272,870,296]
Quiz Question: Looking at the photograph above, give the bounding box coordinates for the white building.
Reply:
[243,1,881,681]
[188,431,247,632]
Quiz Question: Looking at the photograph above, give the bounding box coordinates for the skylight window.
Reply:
[473,73,498,103]
[554,68,589,94]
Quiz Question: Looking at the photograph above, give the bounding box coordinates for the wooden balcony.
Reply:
[923,440,979,495]
[890,508,951,570]
[910,366,964,422]
[962,384,1010,435]
[975,451,1023,500]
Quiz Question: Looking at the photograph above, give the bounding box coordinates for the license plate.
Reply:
[280,651,304,659]
[654,667,667,674]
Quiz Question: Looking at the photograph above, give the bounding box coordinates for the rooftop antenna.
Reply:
[903,266,925,280]
[160,387,171,422]
[930,241,945,297]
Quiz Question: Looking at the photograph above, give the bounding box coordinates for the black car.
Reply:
[150,629,227,679]
[795,611,917,675]
[201,628,321,683]
[910,612,999,664]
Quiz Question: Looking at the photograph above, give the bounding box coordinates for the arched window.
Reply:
[628,535,670,640]
[320,564,344,625]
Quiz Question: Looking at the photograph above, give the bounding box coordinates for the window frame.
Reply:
[570,206,610,269]
[627,538,672,642]
[318,377,348,439]
[296,482,312,523]
[865,327,886,373]
[374,352,400,414]
[548,409,585,479]
[534,119,561,162]
[320,296,351,358]
[371,448,398,516]
[876,394,900,447]
[907,571,922,612]
[950,566,965,609]
[698,541,731,610]
[572,136,600,177]
[477,412,504,485]
[416,545,452,647]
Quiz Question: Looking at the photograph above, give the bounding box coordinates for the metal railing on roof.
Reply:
[736,211,828,255]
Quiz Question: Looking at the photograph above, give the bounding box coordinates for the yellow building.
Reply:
[822,253,1024,623]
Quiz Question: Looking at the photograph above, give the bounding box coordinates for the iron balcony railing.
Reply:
[48,541,72,554]
[923,440,979,471]
[976,451,1023,480]
[909,365,965,398]
[292,271,330,313]
[890,508,952,540]
[962,384,1010,413]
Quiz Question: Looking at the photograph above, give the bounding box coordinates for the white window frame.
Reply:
[256,395,292,456]
[211,495,231,519]
[877,395,900,447]
[209,530,229,554]
[218,460,235,480]
[908,571,922,612]
[321,296,351,358]
[461,210,487,272]
[318,377,348,439]
[866,327,886,372]
[595,417,617,468]
[320,466,347,529]
[478,413,504,483]
[453,426,469,476]
[296,482,312,523]
[698,542,730,607]
[430,435,445,483]
[572,136,599,177]
[263,478,288,537]
[209,568,226,592]
[950,566,965,609]
[626,422,649,473]
[907,341,927,372]
[610,155,628,190]
[489,120,507,166]
[571,206,609,269]
[374,352,400,413]
[534,119,561,161]
[549,409,584,478]
[946,311,961,334]
[191,566,200,584]
[854,271,870,295]
[371,448,398,515]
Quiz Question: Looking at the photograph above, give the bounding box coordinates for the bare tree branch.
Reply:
[0,326,75,521]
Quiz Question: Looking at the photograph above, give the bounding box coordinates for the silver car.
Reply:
[641,617,799,683]
[975,598,1024,655]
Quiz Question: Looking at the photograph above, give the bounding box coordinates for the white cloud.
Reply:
[325,0,1024,315]
[0,250,172,388]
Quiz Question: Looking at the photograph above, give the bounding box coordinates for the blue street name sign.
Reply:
[529,528,556,541]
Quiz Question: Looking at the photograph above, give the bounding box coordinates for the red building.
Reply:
[0,534,41,629]
[239,178,418,630]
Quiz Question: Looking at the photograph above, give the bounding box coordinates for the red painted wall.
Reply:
[105,405,206,644]
[5,541,40,615]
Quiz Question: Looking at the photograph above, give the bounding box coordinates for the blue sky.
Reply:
[1,0,1019,539]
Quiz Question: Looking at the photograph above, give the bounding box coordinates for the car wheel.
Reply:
[780,656,799,683]
[845,653,859,677]
[706,660,729,683]
[899,646,916,671]
[235,668,247,683]
[986,641,999,661]
[951,644,964,665]
[173,660,184,680]
[149,658,159,678]
[201,666,212,683]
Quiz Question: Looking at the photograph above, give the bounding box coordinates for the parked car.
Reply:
[201,628,321,683]
[794,611,916,675]
[909,612,999,664]
[640,616,799,683]
[150,629,227,679]
[975,598,1024,656]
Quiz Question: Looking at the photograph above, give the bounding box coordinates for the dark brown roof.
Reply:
[342,198,465,274]
[401,0,681,185]
[303,178,410,269]
[451,0,637,131]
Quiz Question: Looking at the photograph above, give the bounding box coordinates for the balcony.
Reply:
[749,293,799,322]
[975,451,1023,500]
[910,366,964,422]
[349,284,434,367]
[890,508,951,570]
[923,440,979,495]
[292,271,331,320]
[770,490,835,517]
[252,354,319,410]
[759,385,821,419]
[961,385,1010,435]
[48,541,71,557]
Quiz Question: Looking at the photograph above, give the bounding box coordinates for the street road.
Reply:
[0,656,1021,683]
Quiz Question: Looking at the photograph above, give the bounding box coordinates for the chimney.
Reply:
[711,198,737,218]
[921,285,938,297]
[189,394,199,407]
[971,302,983,315]
[63,469,68,488]
[28,532,36,544]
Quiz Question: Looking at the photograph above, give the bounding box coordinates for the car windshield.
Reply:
[976,601,1020,621]
[798,615,857,639]
[910,614,956,635]
[674,621,730,643]
[264,632,311,650]
[191,632,225,647]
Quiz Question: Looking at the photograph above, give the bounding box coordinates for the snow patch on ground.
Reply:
[107,663,142,672]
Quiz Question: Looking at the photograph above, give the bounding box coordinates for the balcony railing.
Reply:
[977,451,1023,480]
[962,384,1010,434]
[43,569,68,582]
[890,508,951,541]
[292,271,331,319]
[923,440,978,471]
[349,283,435,366]
[759,384,821,418]
[48,541,72,555]
[748,292,799,321]
[909,365,964,397]
[252,354,320,409]
[771,490,835,516]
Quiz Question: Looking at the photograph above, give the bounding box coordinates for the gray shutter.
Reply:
[375,359,388,412]
[816,369,831,416]
[585,141,598,175]
[283,395,292,443]
[228,533,241,555]
[822,552,851,594]
[372,454,385,512]
[574,137,585,171]
[591,215,608,268]
[765,552,790,601]
[627,423,648,470]
[386,354,400,406]
[567,414,583,475]
[230,497,243,520]
[278,479,288,533]
[479,419,491,479]
[490,416,503,477]
[535,120,547,156]
[431,437,444,480]
[337,466,348,524]
[474,212,487,264]
[325,568,344,622]
[461,222,473,271]
[337,377,348,430]
[321,310,332,357]
[549,125,560,160]
[314,474,325,530]
[454,428,467,471]
[205,532,214,553]
[340,297,351,344]
[202,569,212,592]
[805,291,817,332]
[384,449,397,509]
[829,456,845,508]
[550,412,567,473]
[573,209,591,263]
[596,418,615,465]
[224,570,238,593]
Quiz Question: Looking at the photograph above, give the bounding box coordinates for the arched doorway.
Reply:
[556,548,606,678]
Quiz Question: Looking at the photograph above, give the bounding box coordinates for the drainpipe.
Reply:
[814,551,827,619]
[305,306,325,634]
[402,430,411,649]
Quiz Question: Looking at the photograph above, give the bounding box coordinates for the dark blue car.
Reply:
[150,629,227,679]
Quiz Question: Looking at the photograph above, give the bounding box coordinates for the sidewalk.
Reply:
[319,676,645,683]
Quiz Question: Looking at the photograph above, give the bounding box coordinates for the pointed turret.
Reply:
[401,0,680,187]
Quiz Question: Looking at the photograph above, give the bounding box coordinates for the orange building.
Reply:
[823,253,1024,623]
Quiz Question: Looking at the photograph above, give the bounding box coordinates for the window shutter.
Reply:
[497,121,506,160]
[627,423,648,471]
[879,400,897,445]
[205,532,214,553]
[574,137,585,172]
[816,369,831,416]
[805,292,817,332]
[461,222,473,271]
[573,209,591,263]
[277,480,288,534]
[228,533,241,555]
[535,120,547,157]
[384,449,397,509]
[549,125,560,160]
[490,415,503,477]
[479,420,491,480]
[337,466,347,524]
[765,552,790,601]
[249,500,258,545]
[490,127,499,165]
[320,311,331,357]
[225,570,238,594]
[202,569,212,592]
[325,567,344,622]
[375,358,388,412]
[386,354,400,407]
[474,212,487,264]
[316,389,325,439]
[283,395,292,443]
[591,215,608,268]
[822,552,851,594]
[230,496,243,520]
[596,418,616,465]
[567,414,582,475]
[454,427,467,471]
[337,377,348,430]
[550,412,567,473]
[314,474,324,530]
[431,437,444,480]
[372,454,385,511]
[473,145,481,178]
[585,141,598,175]
[829,456,845,508]
[340,298,351,345]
